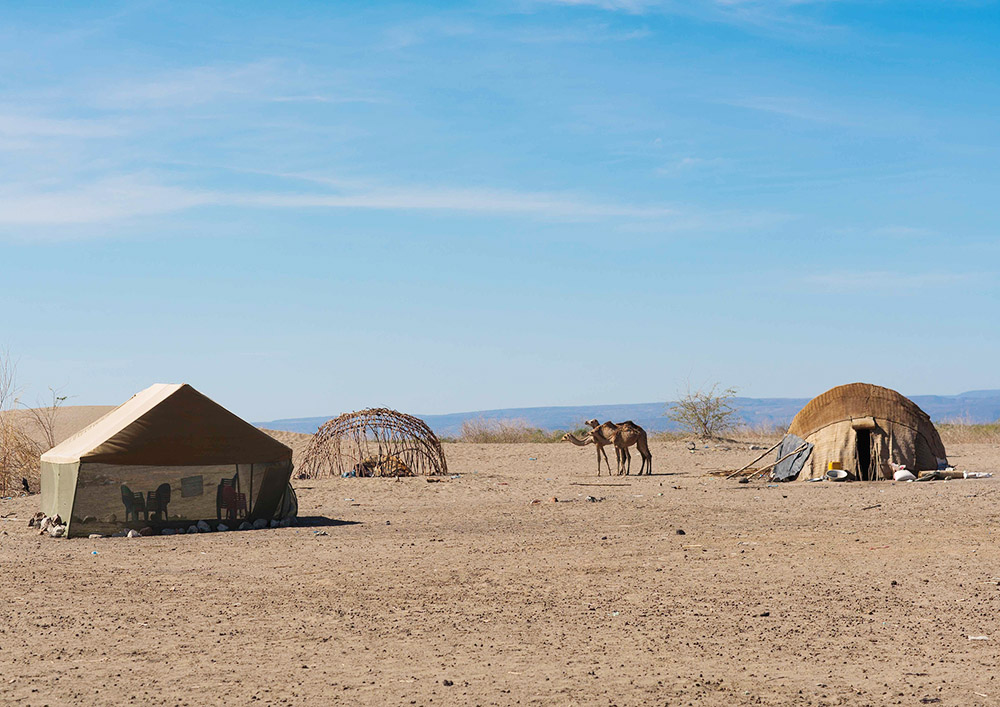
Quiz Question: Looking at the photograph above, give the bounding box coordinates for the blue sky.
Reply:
[2,1,998,421]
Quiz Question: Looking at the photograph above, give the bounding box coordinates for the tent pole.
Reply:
[746,444,809,480]
[726,439,783,479]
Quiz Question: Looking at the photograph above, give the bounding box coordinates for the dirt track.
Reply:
[2,440,999,706]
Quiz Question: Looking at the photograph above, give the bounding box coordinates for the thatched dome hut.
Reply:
[775,383,948,481]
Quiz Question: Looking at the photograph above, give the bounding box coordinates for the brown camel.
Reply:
[561,428,617,476]
[585,419,653,475]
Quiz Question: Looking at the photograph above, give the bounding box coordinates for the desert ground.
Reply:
[2,414,1000,705]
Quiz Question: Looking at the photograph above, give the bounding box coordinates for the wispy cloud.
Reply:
[0,177,214,224]
[656,156,729,174]
[830,225,936,240]
[533,0,846,38]
[804,270,977,291]
[513,23,652,43]
[0,175,677,227]
[95,61,285,109]
[0,113,121,138]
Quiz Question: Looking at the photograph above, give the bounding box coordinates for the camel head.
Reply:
[584,418,600,429]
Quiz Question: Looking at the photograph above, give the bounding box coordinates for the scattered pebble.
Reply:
[676,529,686,535]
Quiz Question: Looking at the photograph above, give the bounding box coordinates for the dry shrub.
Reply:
[938,420,1000,445]
[731,422,787,444]
[666,383,739,440]
[0,353,65,495]
[0,355,40,495]
[459,418,563,443]
[0,419,41,495]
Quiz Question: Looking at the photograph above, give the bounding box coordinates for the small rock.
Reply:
[675,529,686,535]
[252,518,268,530]
[442,680,454,687]
[891,580,898,586]
[187,525,199,534]
[385,520,391,525]
[759,611,770,617]
[48,525,66,538]
[88,534,104,539]
[139,527,154,536]
[127,529,141,538]
[549,496,558,503]
[162,528,175,535]
[196,520,211,532]
[315,530,329,536]
[239,521,252,531]
[270,519,280,528]
[217,523,229,532]
[738,478,749,484]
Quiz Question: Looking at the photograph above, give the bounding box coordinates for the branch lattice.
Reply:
[299,408,447,478]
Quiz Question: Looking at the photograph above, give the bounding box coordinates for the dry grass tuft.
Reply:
[938,421,1000,445]
[459,418,568,444]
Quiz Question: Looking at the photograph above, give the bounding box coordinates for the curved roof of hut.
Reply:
[788,382,936,440]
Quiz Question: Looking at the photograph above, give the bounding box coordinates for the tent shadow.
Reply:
[296,516,359,528]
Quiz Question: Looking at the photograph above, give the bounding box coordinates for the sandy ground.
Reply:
[3,433,1000,706]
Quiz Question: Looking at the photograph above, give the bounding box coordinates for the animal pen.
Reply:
[298,408,447,478]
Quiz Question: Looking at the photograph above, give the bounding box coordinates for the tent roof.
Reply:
[788,382,935,440]
[41,383,291,466]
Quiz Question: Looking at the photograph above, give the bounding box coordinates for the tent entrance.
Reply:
[855,430,875,481]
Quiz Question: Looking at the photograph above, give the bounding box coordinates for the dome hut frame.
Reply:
[299,408,447,478]
[773,383,948,482]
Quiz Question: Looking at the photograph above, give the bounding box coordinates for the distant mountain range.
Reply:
[257,389,1000,438]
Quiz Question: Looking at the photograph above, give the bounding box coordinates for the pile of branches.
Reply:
[298,408,448,479]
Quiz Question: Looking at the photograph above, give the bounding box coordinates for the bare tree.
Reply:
[666,383,740,440]
[22,387,68,451]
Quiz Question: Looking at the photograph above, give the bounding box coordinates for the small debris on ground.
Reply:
[675,529,686,535]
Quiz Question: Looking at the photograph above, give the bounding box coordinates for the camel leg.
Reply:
[597,446,609,476]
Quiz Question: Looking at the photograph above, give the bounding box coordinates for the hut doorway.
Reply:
[855,429,874,481]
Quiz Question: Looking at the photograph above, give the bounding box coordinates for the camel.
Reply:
[585,419,653,476]
[561,428,618,476]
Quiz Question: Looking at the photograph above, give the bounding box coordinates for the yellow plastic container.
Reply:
[828,461,843,471]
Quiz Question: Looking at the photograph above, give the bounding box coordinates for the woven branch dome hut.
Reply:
[299,408,447,478]
[773,383,948,482]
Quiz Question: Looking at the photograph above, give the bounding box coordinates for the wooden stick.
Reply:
[569,482,632,487]
[742,444,809,481]
[726,439,784,479]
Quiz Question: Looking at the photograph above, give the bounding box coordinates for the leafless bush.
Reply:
[666,383,740,440]
[0,353,41,495]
